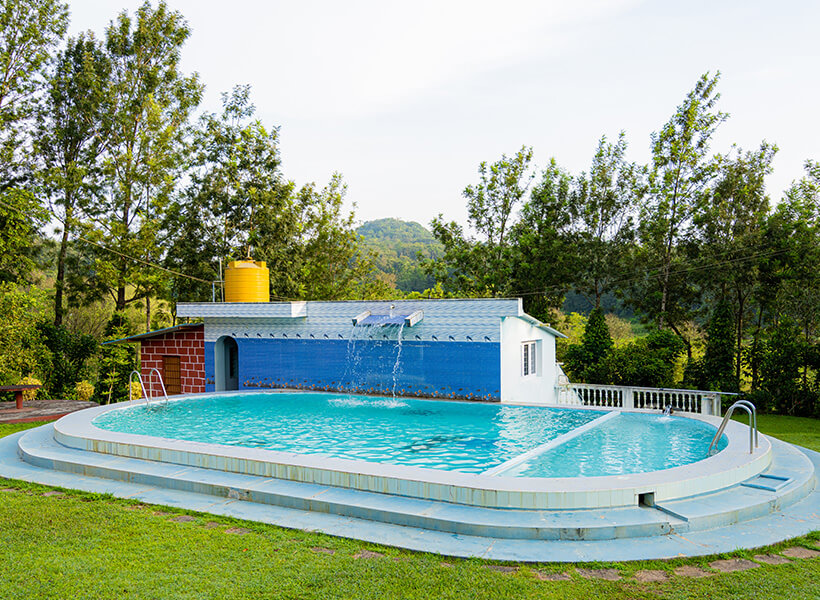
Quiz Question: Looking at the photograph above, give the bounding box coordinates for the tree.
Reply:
[700,299,737,391]
[570,133,644,308]
[693,142,776,383]
[96,313,135,404]
[0,0,69,189]
[164,85,287,303]
[510,158,575,319]
[0,0,68,283]
[635,72,728,330]
[760,161,820,399]
[564,307,613,383]
[35,33,111,325]
[167,86,383,303]
[429,146,534,296]
[605,329,686,388]
[86,0,202,321]
[277,174,383,300]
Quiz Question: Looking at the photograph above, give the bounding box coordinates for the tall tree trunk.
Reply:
[54,204,72,327]
[750,307,764,390]
[145,296,151,333]
[735,289,745,387]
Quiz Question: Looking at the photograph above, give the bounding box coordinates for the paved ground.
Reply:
[0,399,97,424]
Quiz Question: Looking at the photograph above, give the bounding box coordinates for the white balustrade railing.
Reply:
[553,382,732,416]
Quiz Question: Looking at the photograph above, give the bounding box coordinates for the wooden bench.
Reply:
[0,385,43,409]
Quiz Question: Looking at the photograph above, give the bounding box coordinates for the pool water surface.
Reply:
[93,392,726,477]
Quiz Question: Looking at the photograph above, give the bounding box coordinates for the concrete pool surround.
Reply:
[52,391,771,511]
[2,390,818,562]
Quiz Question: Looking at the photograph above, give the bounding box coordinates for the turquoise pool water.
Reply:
[92,392,725,476]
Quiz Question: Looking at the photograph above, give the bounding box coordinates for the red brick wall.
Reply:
[140,326,205,395]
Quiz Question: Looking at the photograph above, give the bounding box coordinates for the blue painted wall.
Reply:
[204,338,501,400]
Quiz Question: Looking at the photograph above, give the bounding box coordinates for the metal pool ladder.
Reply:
[709,399,758,455]
[129,369,169,404]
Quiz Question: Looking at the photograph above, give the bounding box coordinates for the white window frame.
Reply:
[522,341,537,377]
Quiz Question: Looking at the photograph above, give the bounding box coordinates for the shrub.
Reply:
[75,380,94,403]
[129,380,142,401]
[37,323,97,399]
[605,329,686,388]
[20,376,42,401]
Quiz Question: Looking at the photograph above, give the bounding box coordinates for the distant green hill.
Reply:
[357,218,442,292]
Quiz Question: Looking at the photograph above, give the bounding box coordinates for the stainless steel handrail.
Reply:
[709,400,757,455]
[732,399,758,448]
[129,370,148,403]
[145,368,169,404]
[128,369,169,404]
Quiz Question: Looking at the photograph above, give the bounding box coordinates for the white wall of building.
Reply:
[500,316,559,404]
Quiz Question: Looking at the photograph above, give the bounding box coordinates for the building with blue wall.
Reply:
[176,298,565,403]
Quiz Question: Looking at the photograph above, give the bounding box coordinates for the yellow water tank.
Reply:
[224,260,270,302]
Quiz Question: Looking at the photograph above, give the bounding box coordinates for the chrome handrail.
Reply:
[709,400,757,455]
[128,369,169,404]
[129,370,148,403]
[145,368,169,404]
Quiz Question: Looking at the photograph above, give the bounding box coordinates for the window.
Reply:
[522,341,537,377]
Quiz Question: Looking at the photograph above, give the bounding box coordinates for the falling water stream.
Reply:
[391,323,405,397]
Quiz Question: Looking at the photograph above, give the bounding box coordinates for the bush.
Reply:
[0,283,51,386]
[20,376,42,401]
[95,313,136,404]
[605,329,686,388]
[129,380,142,401]
[75,380,94,403]
[37,323,97,399]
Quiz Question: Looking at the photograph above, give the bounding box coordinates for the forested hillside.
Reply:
[357,219,441,292]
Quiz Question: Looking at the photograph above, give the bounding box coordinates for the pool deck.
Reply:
[0,399,97,424]
[1,420,818,562]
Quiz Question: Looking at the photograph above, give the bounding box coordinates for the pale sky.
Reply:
[67,1,820,227]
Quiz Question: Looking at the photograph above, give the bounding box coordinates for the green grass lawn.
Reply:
[1,418,818,599]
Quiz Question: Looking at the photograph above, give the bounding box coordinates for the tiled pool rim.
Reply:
[53,391,772,510]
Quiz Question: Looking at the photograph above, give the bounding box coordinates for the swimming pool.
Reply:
[92,392,727,477]
[51,390,768,511]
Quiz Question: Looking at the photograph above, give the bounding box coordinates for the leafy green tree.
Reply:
[634,72,727,331]
[0,0,68,282]
[164,85,286,302]
[429,146,534,296]
[760,161,820,399]
[693,142,775,383]
[701,299,737,391]
[564,307,613,383]
[167,86,382,303]
[755,317,809,415]
[570,133,644,308]
[85,0,202,320]
[35,33,111,325]
[510,158,575,319]
[0,0,69,189]
[280,174,385,300]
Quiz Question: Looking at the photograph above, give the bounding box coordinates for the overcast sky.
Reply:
[66,1,819,228]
